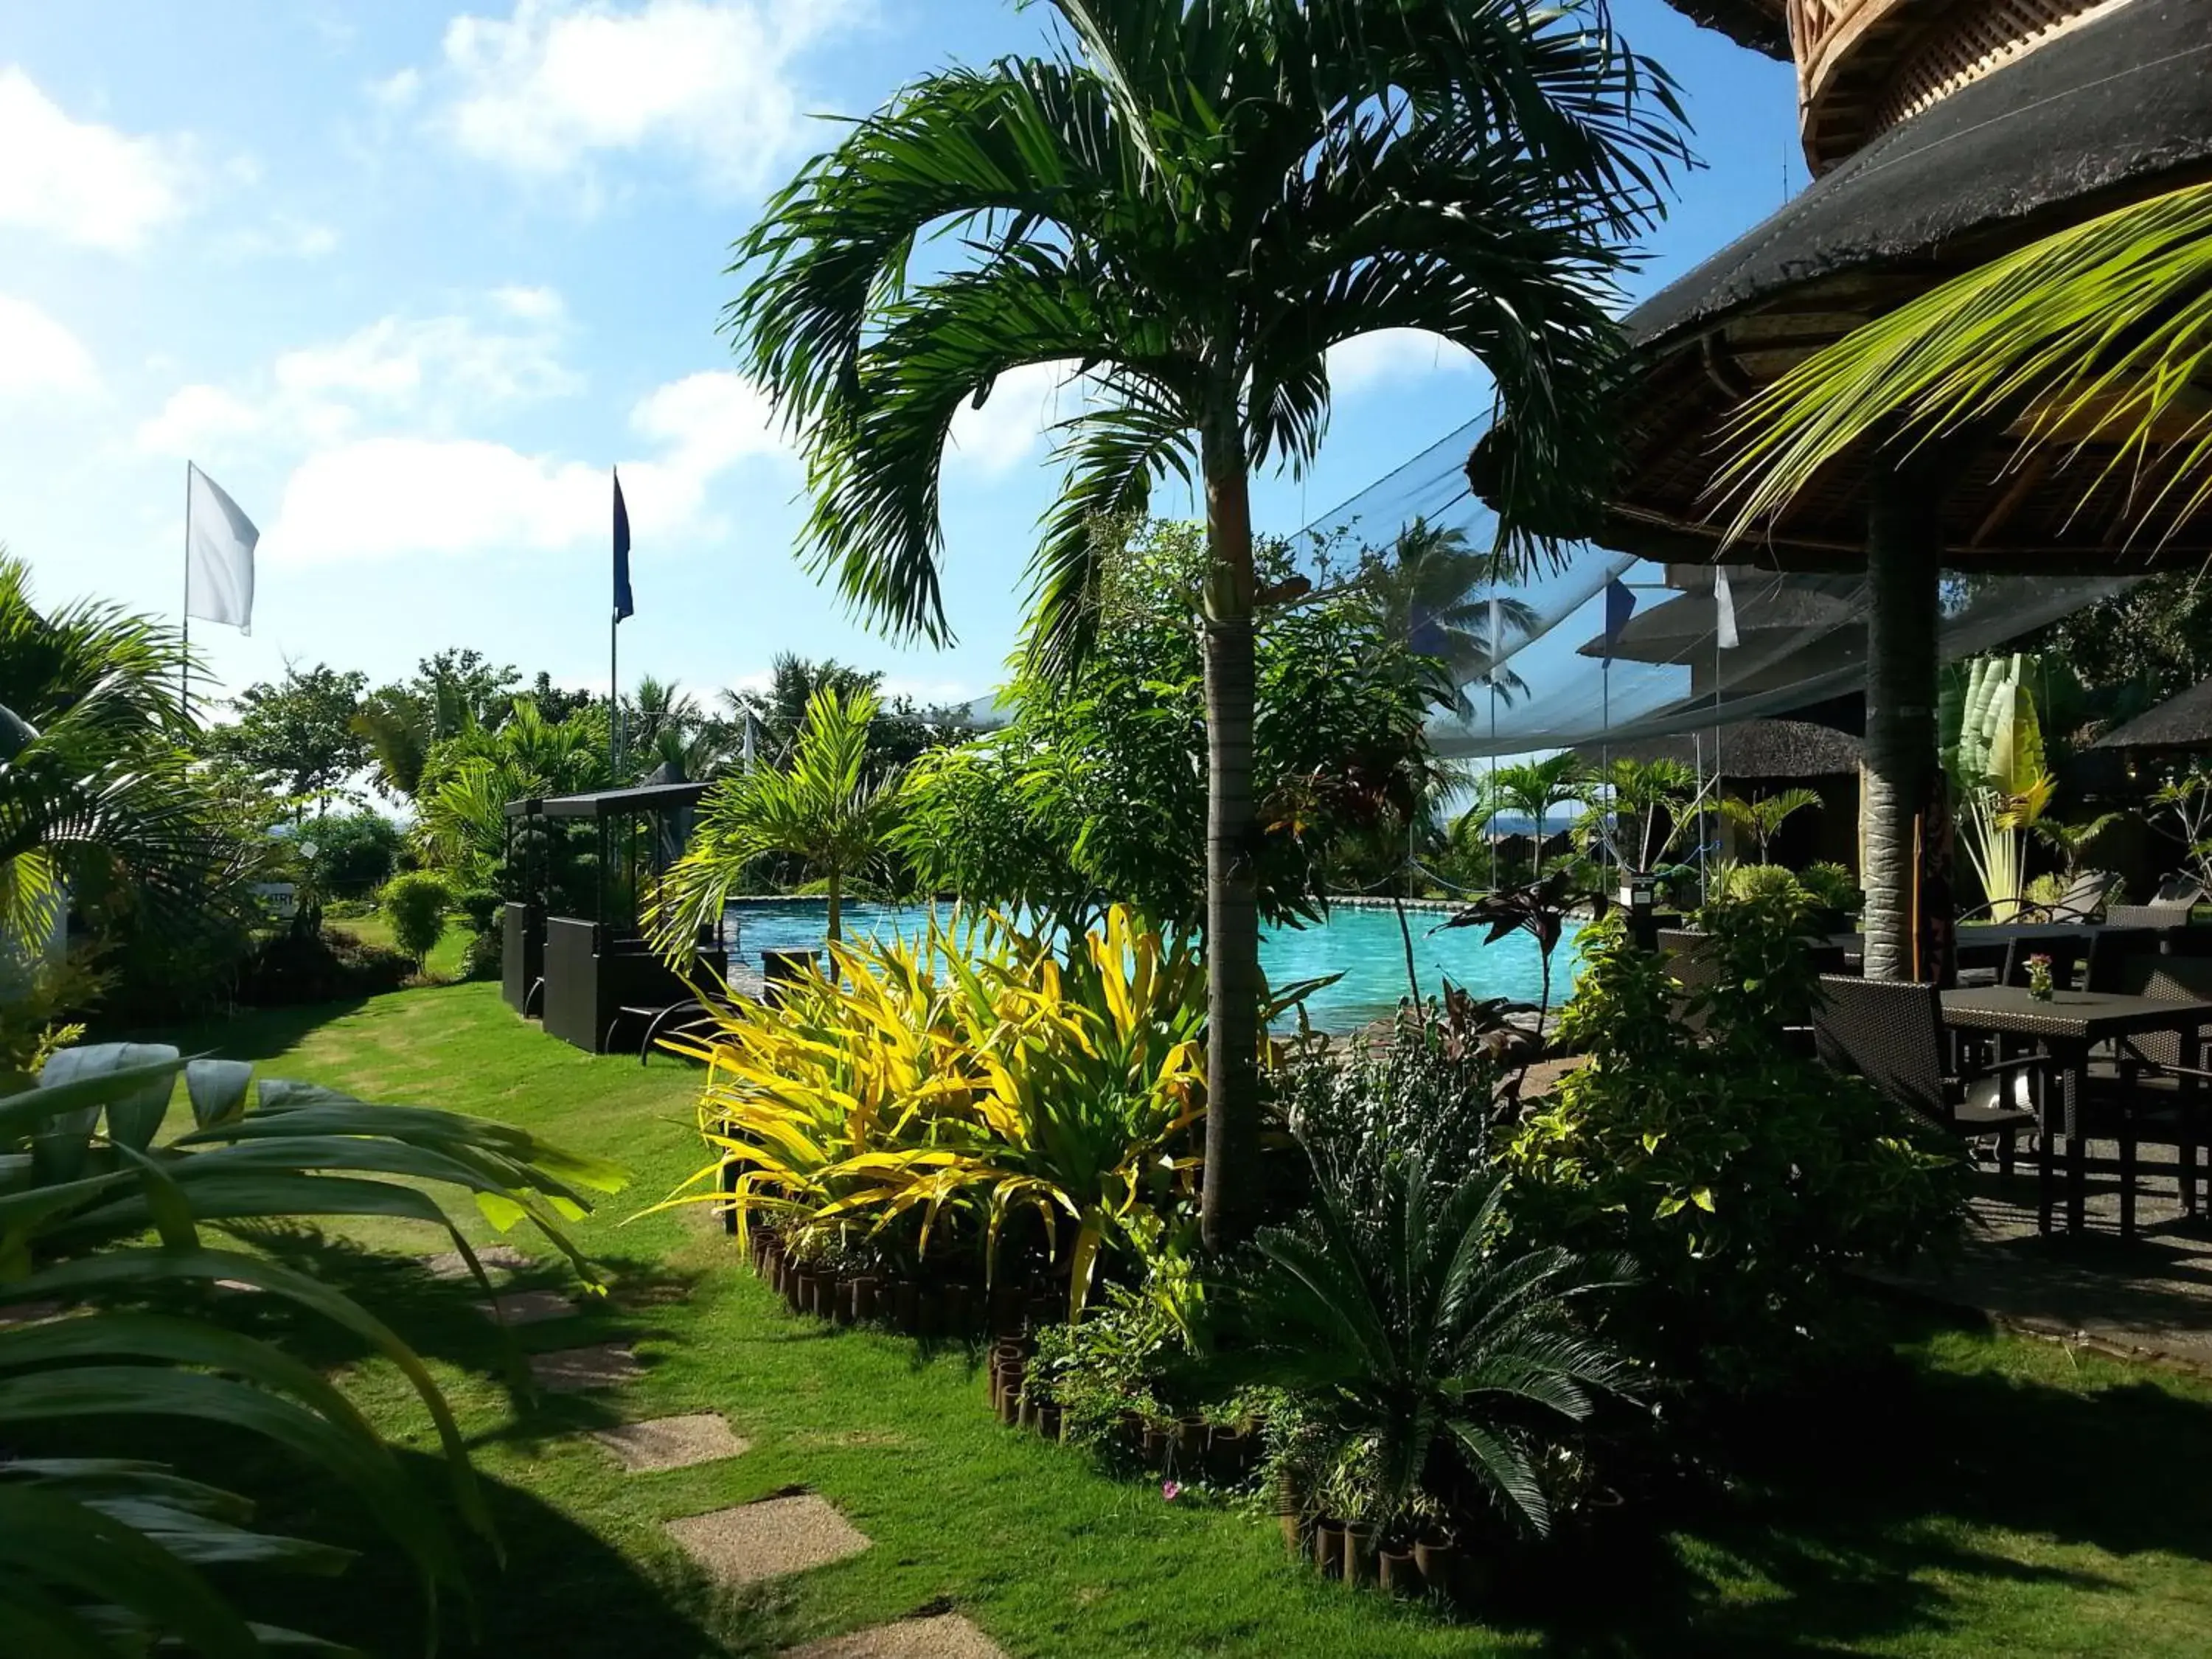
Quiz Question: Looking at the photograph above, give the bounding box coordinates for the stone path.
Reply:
[664,1493,871,1586]
[1882,1150,2212,1372]
[419,1239,1001,1656]
[424,1242,535,1281]
[785,1614,1006,1658]
[593,1413,748,1472]
[526,1340,644,1393]
[479,1289,577,1326]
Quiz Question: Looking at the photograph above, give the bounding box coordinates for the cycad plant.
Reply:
[1,1043,624,1653]
[651,685,905,949]
[726,0,1688,1245]
[1234,1141,1635,1540]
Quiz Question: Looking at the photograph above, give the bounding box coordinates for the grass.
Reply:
[329,909,472,981]
[129,981,2212,1658]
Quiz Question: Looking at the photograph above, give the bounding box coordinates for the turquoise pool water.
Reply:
[722,900,1578,1034]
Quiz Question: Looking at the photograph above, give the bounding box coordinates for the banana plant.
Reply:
[1942,655,2056,921]
[0,1043,626,1655]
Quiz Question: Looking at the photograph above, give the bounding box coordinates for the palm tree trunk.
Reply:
[826,867,842,947]
[1862,457,1945,982]
[1394,893,1422,1020]
[1199,404,1261,1253]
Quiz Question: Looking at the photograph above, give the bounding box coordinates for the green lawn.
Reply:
[139,981,2212,1658]
[329,910,472,981]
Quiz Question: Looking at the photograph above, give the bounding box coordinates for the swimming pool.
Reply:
[722,900,1579,1034]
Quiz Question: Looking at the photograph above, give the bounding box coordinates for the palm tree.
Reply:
[651,685,907,951]
[1477,753,1587,860]
[1717,786,1821,866]
[726,1,1686,1245]
[1366,517,1537,712]
[0,558,250,957]
[416,698,610,883]
[2036,811,2126,885]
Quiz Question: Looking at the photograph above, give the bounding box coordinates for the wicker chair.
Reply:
[2079,955,2212,1223]
[1958,869,2113,926]
[1812,975,2048,1222]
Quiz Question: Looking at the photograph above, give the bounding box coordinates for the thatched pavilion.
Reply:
[1475,0,2212,981]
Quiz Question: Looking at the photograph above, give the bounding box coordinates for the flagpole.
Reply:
[180,461,192,720]
[610,608,620,779]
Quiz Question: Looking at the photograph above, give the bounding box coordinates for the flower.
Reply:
[1161,1480,1181,1502]
[2028,953,2052,969]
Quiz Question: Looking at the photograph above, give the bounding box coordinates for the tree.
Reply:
[901,519,1447,936]
[0,558,259,967]
[415,699,611,886]
[1363,516,1535,713]
[1475,754,1587,855]
[204,662,369,811]
[1717,787,1822,866]
[652,685,908,949]
[728,0,1686,1247]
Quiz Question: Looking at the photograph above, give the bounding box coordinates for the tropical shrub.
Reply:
[650,684,906,949]
[379,871,451,969]
[659,906,1318,1318]
[1505,881,1964,1393]
[234,924,412,1006]
[1796,858,1861,917]
[1229,1138,1637,1543]
[0,1043,625,1652]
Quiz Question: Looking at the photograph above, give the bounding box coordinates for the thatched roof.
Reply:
[2091,675,2212,753]
[1657,1,1790,59]
[1573,717,1864,779]
[1467,1,2212,574]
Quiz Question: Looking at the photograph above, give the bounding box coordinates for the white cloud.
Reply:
[370,66,422,108]
[1325,329,1474,397]
[138,383,259,453]
[258,369,790,566]
[422,0,857,194]
[492,283,564,322]
[0,67,194,251]
[263,437,605,563]
[137,294,579,456]
[0,293,100,398]
[945,361,1091,476]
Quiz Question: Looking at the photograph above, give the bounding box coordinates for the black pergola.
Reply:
[528,780,726,1054]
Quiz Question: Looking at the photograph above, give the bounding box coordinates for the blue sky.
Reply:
[0,1,1801,711]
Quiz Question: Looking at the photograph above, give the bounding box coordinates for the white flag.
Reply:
[1714,566,1739,650]
[187,463,258,633]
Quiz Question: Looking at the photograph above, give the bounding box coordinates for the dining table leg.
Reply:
[2063,1045,2089,1236]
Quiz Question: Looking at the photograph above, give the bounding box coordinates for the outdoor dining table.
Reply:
[1823,919,2187,959]
[1938,986,2212,1239]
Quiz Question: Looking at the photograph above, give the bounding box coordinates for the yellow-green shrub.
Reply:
[658,906,1247,1318]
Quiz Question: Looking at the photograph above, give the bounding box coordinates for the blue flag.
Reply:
[1602,578,1637,661]
[613,467,634,623]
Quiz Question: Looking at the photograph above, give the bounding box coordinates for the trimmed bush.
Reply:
[379,872,451,969]
[235,927,411,1006]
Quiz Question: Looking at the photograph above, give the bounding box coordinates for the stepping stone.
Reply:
[0,1299,66,1326]
[665,1493,869,1586]
[783,1615,1006,1658]
[478,1290,577,1326]
[593,1413,748,1472]
[528,1342,643,1393]
[424,1244,535,1281]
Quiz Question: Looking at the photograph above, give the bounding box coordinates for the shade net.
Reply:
[1293,411,2139,758]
